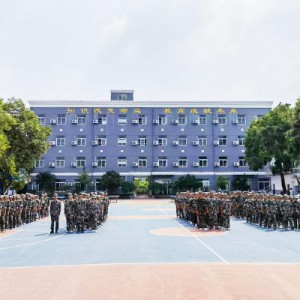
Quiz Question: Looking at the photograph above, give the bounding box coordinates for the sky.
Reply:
[0,0,299,107]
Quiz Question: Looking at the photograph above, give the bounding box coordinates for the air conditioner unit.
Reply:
[71,162,77,167]
[193,162,199,167]
[153,141,159,146]
[132,141,138,146]
[192,120,199,125]
[48,162,55,168]
[173,162,179,167]
[172,141,179,145]
[213,120,219,124]
[153,162,159,167]
[71,119,78,124]
[93,120,98,124]
[71,141,77,146]
[234,162,240,167]
[232,120,238,125]
[132,120,139,124]
[172,120,178,124]
[192,140,199,146]
[132,162,139,167]
[153,120,159,124]
[92,162,98,167]
[214,162,220,167]
[232,140,239,146]
[49,141,56,146]
[92,141,98,146]
[213,140,219,145]
[50,119,56,124]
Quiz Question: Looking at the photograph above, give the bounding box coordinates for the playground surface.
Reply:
[1,199,300,300]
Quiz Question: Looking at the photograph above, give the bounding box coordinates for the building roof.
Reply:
[28,99,273,108]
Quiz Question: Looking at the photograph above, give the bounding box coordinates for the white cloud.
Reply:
[0,0,299,106]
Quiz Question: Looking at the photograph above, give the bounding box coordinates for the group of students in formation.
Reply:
[175,191,300,231]
[0,192,109,234]
[63,192,109,233]
[0,193,49,232]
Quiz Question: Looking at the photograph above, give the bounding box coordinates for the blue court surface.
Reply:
[1,199,300,269]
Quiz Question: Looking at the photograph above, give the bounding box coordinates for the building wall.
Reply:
[29,95,272,191]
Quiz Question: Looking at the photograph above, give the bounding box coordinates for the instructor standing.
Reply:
[50,193,61,234]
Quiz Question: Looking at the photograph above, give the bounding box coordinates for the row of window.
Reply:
[35,156,247,169]
[38,114,249,126]
[50,135,246,147]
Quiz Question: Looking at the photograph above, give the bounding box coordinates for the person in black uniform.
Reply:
[50,193,61,234]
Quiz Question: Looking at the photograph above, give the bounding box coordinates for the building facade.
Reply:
[29,90,273,192]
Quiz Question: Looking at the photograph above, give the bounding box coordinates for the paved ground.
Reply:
[1,199,300,299]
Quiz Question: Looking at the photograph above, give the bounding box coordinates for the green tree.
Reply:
[216,176,228,191]
[76,169,92,192]
[100,170,122,194]
[245,103,295,194]
[134,178,149,194]
[0,98,51,194]
[120,181,134,194]
[232,175,250,191]
[174,174,202,192]
[293,98,300,162]
[36,172,56,194]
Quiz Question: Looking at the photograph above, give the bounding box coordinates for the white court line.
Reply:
[0,230,66,250]
[156,205,229,264]
[1,261,300,271]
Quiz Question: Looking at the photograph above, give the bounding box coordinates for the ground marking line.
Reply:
[156,205,229,265]
[0,229,67,250]
[1,261,300,271]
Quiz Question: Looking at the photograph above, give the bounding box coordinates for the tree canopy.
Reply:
[245,103,296,194]
[0,98,51,194]
[174,174,202,192]
[100,170,122,194]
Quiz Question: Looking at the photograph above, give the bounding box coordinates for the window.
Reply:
[138,157,147,167]
[118,94,127,100]
[217,114,226,125]
[199,115,207,125]
[219,156,228,167]
[77,114,86,125]
[98,115,107,125]
[138,137,147,146]
[238,135,245,146]
[198,157,208,167]
[77,136,86,146]
[138,115,147,125]
[158,115,167,125]
[118,137,127,146]
[55,157,65,168]
[158,157,167,167]
[97,136,107,146]
[35,160,44,168]
[57,114,66,125]
[218,135,227,146]
[237,114,246,125]
[179,157,188,167]
[97,157,106,168]
[198,136,207,146]
[258,179,270,191]
[178,136,187,146]
[55,180,66,190]
[239,156,247,167]
[158,136,167,146]
[37,115,45,125]
[118,157,127,167]
[56,136,65,146]
[118,115,127,125]
[178,114,186,125]
[76,157,86,168]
